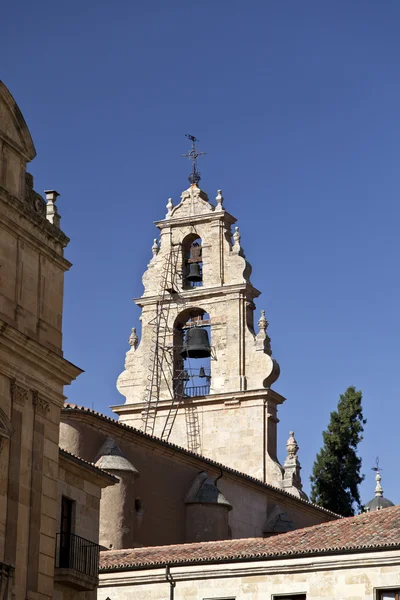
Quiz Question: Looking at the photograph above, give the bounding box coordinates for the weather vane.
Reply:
[182,134,206,185]
[372,457,382,472]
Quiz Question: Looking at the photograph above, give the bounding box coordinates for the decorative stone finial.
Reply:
[282,430,306,499]
[45,190,61,228]
[256,309,272,355]
[232,226,241,255]
[128,328,138,350]
[258,309,268,333]
[286,431,299,459]
[375,470,383,497]
[152,238,159,256]
[166,198,173,218]
[215,189,224,212]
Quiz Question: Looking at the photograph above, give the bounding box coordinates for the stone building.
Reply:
[98,504,400,600]
[55,449,117,599]
[60,404,338,551]
[0,81,115,600]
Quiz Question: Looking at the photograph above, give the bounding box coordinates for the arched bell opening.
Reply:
[173,308,211,398]
[182,234,203,289]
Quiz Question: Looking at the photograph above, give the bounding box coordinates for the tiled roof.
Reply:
[100,503,400,570]
[62,403,339,518]
[59,448,118,483]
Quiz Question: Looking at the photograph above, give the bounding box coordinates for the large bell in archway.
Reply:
[186,262,202,282]
[180,326,211,359]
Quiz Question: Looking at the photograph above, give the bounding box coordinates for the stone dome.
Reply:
[364,495,394,512]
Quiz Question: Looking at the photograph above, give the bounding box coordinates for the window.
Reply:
[59,496,74,568]
[378,591,400,600]
[61,496,74,535]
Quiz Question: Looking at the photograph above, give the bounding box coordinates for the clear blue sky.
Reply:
[3,1,400,504]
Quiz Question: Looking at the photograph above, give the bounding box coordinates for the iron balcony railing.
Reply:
[184,384,210,397]
[56,533,100,579]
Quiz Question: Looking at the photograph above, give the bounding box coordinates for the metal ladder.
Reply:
[184,401,201,453]
[142,245,183,437]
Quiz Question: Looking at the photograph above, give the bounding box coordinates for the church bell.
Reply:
[180,327,211,359]
[186,262,202,283]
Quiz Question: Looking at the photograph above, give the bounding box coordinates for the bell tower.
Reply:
[114,140,288,486]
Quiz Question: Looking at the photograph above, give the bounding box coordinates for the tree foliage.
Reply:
[310,386,366,516]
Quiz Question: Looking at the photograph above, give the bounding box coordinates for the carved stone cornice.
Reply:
[10,379,28,405]
[32,391,50,417]
[0,320,83,393]
[0,182,70,249]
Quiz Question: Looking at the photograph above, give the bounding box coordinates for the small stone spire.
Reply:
[215,189,224,212]
[166,197,173,219]
[286,431,299,459]
[256,309,272,355]
[152,238,159,256]
[232,226,241,254]
[45,190,61,228]
[258,309,268,333]
[374,469,383,497]
[128,328,138,350]
[282,431,307,500]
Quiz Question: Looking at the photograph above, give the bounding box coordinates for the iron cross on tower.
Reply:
[182,134,206,185]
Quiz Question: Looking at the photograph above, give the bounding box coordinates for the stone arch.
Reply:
[173,307,211,398]
[181,233,203,288]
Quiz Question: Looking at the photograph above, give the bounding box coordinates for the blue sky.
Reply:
[3,1,400,504]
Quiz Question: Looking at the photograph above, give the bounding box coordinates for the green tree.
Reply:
[310,386,366,516]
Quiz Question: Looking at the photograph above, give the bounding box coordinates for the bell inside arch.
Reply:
[180,326,211,359]
[186,262,202,283]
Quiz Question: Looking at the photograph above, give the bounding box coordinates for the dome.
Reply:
[364,495,394,512]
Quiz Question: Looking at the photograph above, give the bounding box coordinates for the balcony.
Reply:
[184,384,210,397]
[0,562,14,600]
[54,533,100,591]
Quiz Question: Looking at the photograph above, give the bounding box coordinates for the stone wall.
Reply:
[0,81,82,600]
[60,411,337,550]
[98,550,400,600]
[53,453,113,600]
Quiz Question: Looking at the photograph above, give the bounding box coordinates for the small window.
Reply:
[378,591,400,600]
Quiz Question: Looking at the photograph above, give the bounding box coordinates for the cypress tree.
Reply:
[310,386,366,516]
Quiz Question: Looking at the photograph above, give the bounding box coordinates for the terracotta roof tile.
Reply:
[62,403,339,518]
[100,503,400,570]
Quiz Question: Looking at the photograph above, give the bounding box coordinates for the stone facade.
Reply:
[113,184,299,492]
[99,550,400,600]
[0,81,85,600]
[98,505,400,599]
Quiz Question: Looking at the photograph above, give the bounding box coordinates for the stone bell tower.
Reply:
[114,141,289,487]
